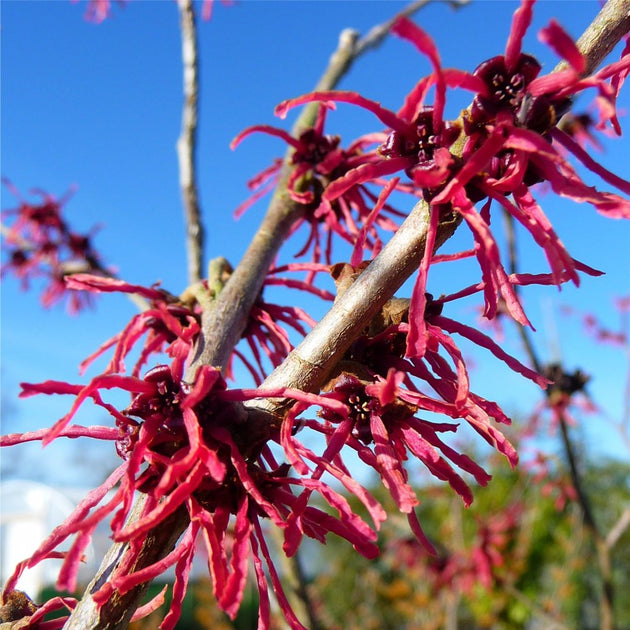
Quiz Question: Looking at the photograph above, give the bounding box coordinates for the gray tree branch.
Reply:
[177,0,204,285]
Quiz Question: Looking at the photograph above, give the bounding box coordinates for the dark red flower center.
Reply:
[347,391,372,424]
[68,233,91,257]
[471,54,541,123]
[26,203,65,229]
[380,108,457,167]
[321,373,381,444]
[424,292,444,320]
[126,365,185,427]
[542,363,589,400]
[292,129,341,166]
[348,390,377,444]
[10,250,29,267]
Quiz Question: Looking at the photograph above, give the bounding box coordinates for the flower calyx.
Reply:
[470,53,570,135]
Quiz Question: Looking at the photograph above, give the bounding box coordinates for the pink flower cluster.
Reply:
[1,181,108,313]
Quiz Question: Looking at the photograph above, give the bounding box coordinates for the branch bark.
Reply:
[562,0,630,75]
[248,201,460,415]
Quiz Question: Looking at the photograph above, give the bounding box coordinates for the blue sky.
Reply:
[2,0,629,486]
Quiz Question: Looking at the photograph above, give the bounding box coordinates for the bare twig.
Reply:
[177,0,204,285]
[505,150,618,630]
[354,0,469,57]
[606,507,630,550]
[620,309,630,448]
[508,194,619,630]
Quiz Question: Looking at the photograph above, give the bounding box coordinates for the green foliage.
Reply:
[306,456,630,630]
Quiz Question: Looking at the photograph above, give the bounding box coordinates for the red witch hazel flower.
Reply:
[426,502,523,594]
[279,281,549,557]
[1,181,110,313]
[2,361,385,628]
[527,452,578,511]
[67,274,201,379]
[274,19,484,198]
[79,0,126,23]
[232,104,408,265]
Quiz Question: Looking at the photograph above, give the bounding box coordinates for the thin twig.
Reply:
[354,0,469,57]
[606,507,630,550]
[507,190,618,630]
[177,0,204,285]
[620,308,630,448]
[504,146,617,630]
[558,414,616,630]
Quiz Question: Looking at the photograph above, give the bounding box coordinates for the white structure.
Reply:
[0,480,101,599]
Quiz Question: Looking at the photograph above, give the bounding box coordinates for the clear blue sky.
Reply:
[2,0,629,486]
